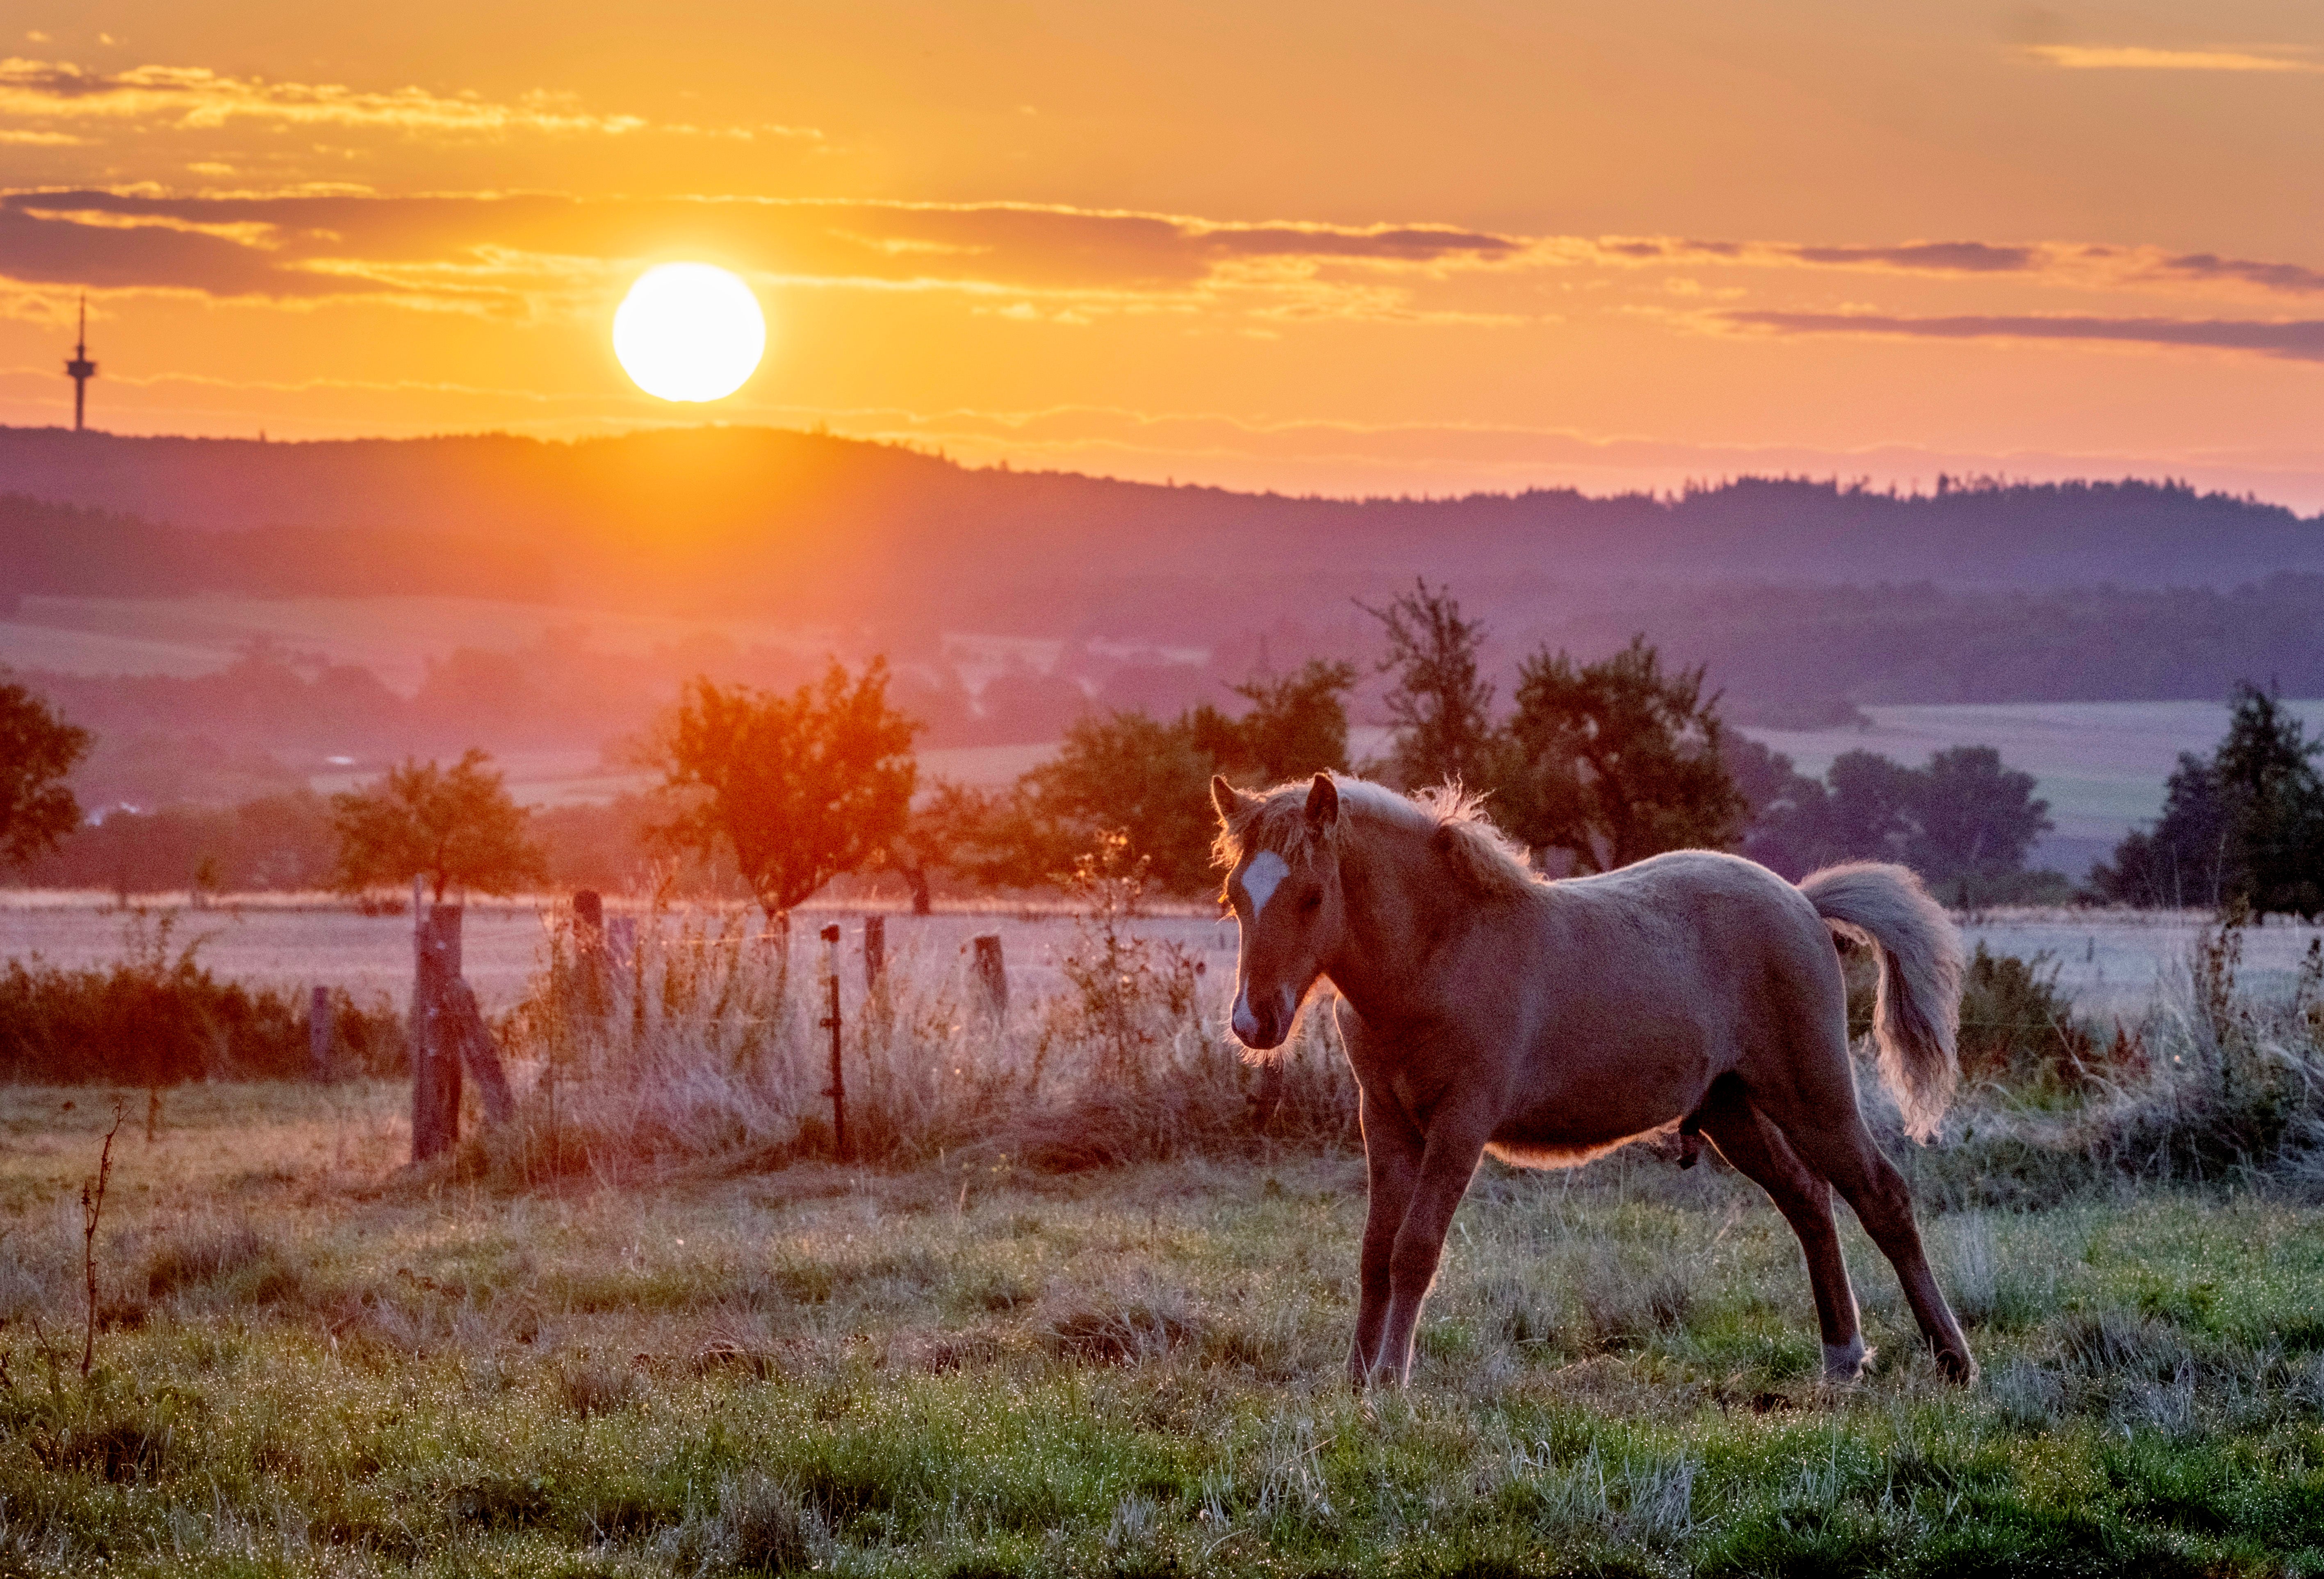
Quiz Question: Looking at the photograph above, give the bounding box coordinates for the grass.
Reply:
[11,1088,2324,1576]
[12,893,2324,1573]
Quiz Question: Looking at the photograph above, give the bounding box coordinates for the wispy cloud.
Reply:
[10,185,2324,358]
[1584,236,2046,276]
[0,58,819,141]
[2154,253,2324,296]
[1720,310,2324,362]
[2023,44,2320,73]
[0,191,1530,319]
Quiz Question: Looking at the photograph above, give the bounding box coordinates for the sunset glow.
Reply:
[2,5,2320,501]
[611,264,766,403]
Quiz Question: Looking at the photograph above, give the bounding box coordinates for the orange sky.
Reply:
[5,2,2324,505]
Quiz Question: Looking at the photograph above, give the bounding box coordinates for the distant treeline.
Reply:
[1562,575,2324,709]
[2,426,2319,630]
[0,493,550,604]
[15,573,2324,813]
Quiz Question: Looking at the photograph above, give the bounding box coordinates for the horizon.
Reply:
[10,416,2322,519]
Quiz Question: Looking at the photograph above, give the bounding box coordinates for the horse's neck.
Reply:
[1325,825,1471,1025]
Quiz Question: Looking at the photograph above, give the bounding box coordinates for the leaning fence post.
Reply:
[819,923,849,1161]
[972,933,1007,1021]
[309,985,331,1081]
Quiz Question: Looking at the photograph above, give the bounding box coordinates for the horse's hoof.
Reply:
[1821,1339,1871,1383]
[1936,1348,1978,1386]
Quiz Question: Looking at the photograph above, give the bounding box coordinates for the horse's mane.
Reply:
[1214,775,1542,902]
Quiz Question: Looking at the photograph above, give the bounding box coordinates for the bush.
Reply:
[1956,943,2097,1085]
[0,915,403,1085]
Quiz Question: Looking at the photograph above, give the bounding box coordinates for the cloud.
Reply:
[8,184,2324,350]
[1720,309,2324,362]
[2155,253,2324,295]
[1783,242,2038,273]
[0,57,819,141]
[2023,44,2320,73]
[1586,236,2046,276]
[0,191,1532,315]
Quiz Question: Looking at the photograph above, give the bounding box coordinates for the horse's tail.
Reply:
[1798,862,1964,1142]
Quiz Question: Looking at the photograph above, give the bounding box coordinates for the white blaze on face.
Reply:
[1237,850,1290,917]
[1230,850,1291,1044]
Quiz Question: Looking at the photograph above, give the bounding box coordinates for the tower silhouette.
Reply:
[65,295,96,433]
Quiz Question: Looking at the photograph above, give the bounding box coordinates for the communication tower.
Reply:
[65,295,96,433]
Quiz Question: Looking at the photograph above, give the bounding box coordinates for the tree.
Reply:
[1363,581,1504,791]
[900,661,1359,902]
[1904,746,2051,882]
[0,681,90,868]
[1499,636,1747,873]
[1730,736,1842,878]
[890,780,1070,903]
[1022,710,1221,896]
[1190,658,1359,786]
[1821,750,1923,864]
[1737,744,2055,891]
[2212,682,2324,917]
[654,661,919,922]
[2089,753,2229,908]
[332,750,546,901]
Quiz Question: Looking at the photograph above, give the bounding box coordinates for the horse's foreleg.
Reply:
[1694,1080,1867,1379]
[1351,1090,1422,1389]
[1372,1109,1492,1388]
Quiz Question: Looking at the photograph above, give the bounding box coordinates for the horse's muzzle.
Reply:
[1231,985,1293,1050]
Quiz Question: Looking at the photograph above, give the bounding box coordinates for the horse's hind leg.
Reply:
[1749,1080,1976,1384]
[1694,1077,1868,1380]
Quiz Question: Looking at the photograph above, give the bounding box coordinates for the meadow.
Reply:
[9,895,2324,1575]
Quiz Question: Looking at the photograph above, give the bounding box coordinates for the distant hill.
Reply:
[1,425,2318,633]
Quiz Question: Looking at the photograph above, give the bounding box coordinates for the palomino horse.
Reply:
[1210,771,1975,1388]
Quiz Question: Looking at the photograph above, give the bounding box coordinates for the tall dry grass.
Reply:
[468,837,1355,1186]
[1907,919,2324,1205]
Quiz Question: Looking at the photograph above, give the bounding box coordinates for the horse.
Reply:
[1210,770,1976,1389]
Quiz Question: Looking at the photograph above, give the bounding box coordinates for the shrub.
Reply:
[1957,943,2096,1085]
[0,914,404,1085]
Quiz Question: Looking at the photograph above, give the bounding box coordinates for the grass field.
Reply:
[11,1078,2324,1577]
[7,889,2324,1574]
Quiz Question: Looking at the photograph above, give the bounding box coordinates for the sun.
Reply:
[612,263,766,403]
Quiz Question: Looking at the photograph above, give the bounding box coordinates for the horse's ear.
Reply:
[1304,772,1340,832]
[1210,774,1248,826]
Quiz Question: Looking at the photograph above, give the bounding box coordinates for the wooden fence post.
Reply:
[972,934,1007,1021]
[411,902,463,1161]
[863,916,885,991]
[819,923,849,1161]
[309,985,331,1080]
[410,902,518,1160]
[571,889,607,1021]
